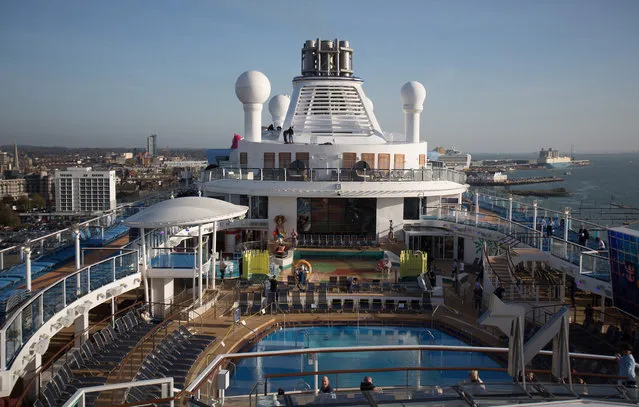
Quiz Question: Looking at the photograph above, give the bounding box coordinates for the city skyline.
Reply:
[1,0,638,153]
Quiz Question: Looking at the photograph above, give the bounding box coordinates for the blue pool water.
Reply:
[228,326,510,395]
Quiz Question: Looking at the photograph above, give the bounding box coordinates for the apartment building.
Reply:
[54,167,117,212]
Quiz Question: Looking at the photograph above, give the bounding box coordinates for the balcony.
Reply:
[201,167,467,185]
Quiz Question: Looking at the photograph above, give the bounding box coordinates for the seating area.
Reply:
[127,326,215,403]
[84,223,129,247]
[239,287,432,315]
[0,244,76,296]
[37,308,154,407]
[297,234,377,248]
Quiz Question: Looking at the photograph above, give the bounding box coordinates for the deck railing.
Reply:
[185,343,624,403]
[0,249,139,370]
[201,167,467,184]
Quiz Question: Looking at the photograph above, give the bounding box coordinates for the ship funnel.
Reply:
[301,39,353,77]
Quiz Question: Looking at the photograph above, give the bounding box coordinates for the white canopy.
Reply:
[124,196,248,228]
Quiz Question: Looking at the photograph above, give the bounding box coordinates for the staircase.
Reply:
[487,256,512,284]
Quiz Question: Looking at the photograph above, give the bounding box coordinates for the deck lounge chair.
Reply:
[292,291,303,312]
[278,289,289,313]
[343,299,354,312]
[305,291,315,312]
[318,290,329,312]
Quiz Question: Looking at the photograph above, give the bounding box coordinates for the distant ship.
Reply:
[537,148,572,168]
[428,147,472,170]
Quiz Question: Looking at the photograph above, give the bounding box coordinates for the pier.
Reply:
[467,176,564,186]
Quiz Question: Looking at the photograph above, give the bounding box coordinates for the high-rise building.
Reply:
[147,134,158,157]
[54,167,117,213]
[25,171,53,203]
[13,143,20,172]
[0,151,10,172]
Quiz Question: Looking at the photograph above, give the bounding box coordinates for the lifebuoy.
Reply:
[294,260,312,274]
[377,259,386,272]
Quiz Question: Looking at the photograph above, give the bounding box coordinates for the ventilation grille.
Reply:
[292,85,373,137]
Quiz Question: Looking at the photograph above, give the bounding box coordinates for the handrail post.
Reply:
[0,329,5,370]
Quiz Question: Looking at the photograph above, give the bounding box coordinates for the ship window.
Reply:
[240,152,248,168]
[419,154,426,168]
[279,152,292,168]
[342,152,357,169]
[378,153,390,170]
[394,154,405,170]
[296,152,310,168]
[361,153,375,169]
[404,197,420,220]
[264,153,275,169]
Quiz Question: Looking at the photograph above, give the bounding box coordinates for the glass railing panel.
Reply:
[42,280,64,324]
[286,168,309,181]
[78,269,89,298]
[311,168,339,182]
[239,168,261,180]
[262,168,285,181]
[5,316,21,369]
[65,275,80,304]
[21,299,41,342]
[89,260,114,290]
[338,168,355,182]
[115,251,138,279]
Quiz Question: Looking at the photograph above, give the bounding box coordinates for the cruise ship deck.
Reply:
[2,38,638,407]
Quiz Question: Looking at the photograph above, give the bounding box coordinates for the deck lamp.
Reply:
[23,242,32,291]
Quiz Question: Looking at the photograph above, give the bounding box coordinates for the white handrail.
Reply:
[61,377,175,407]
[186,344,619,394]
[0,249,139,370]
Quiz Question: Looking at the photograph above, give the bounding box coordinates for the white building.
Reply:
[200,38,468,256]
[54,167,117,213]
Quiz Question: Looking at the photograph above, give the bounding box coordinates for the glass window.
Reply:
[295,152,310,168]
[403,198,420,220]
[251,196,268,219]
[361,153,375,169]
[342,153,357,169]
[279,152,292,168]
[394,154,405,169]
[240,152,248,168]
[263,153,275,169]
[378,154,390,170]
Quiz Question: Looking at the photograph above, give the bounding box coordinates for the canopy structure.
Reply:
[124,196,248,228]
[124,196,248,309]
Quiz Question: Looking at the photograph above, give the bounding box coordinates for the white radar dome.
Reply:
[235,71,271,104]
[400,81,426,106]
[268,94,290,117]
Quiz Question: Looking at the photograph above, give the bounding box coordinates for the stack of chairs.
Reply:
[291,291,303,312]
[129,326,215,401]
[38,364,107,407]
[304,291,315,312]
[68,308,154,373]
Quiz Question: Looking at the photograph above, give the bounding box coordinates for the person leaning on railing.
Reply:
[617,345,637,387]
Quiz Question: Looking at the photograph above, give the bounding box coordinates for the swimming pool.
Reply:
[228,326,510,395]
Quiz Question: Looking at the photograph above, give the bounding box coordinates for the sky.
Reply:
[1,0,638,154]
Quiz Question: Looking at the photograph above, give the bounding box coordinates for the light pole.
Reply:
[24,245,32,291]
